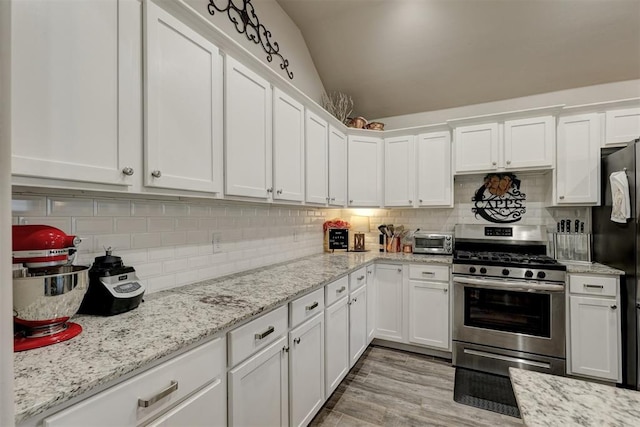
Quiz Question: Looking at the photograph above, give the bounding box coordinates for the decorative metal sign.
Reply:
[208,0,294,79]
[472,173,526,223]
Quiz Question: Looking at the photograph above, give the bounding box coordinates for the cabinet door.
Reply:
[375,265,404,342]
[145,2,223,193]
[349,285,367,367]
[228,336,288,427]
[225,56,272,199]
[11,0,138,186]
[416,131,452,207]
[146,379,226,427]
[556,114,601,205]
[408,280,450,350]
[328,126,347,207]
[289,314,325,427]
[605,107,640,146]
[569,296,620,381]
[366,265,376,344]
[384,135,415,207]
[454,123,499,173]
[273,89,304,202]
[504,116,554,170]
[324,297,349,398]
[348,135,382,207]
[305,111,329,204]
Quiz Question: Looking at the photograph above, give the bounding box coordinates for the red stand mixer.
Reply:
[12,225,89,352]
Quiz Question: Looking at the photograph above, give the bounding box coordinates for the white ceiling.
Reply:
[276,0,640,119]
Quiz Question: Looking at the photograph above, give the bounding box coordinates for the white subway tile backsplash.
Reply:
[176,270,199,287]
[187,230,210,245]
[73,217,113,235]
[134,262,163,278]
[148,217,174,232]
[162,231,187,246]
[95,200,131,217]
[163,258,189,273]
[163,203,188,217]
[115,217,147,233]
[19,217,72,234]
[48,197,94,216]
[175,218,198,231]
[132,201,163,217]
[12,196,47,216]
[147,275,176,293]
[115,249,148,265]
[198,218,218,230]
[188,205,210,217]
[148,247,175,261]
[94,234,131,252]
[176,245,200,258]
[131,233,162,249]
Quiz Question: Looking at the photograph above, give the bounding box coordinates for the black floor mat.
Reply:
[453,368,521,418]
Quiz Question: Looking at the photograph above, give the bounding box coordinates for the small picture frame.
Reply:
[327,228,349,252]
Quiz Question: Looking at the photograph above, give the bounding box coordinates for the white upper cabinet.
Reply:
[225,55,273,199]
[305,111,329,205]
[416,131,452,207]
[348,135,382,207]
[504,116,555,169]
[328,126,347,207]
[604,107,640,146]
[453,123,499,173]
[273,89,304,202]
[11,0,140,186]
[145,1,223,193]
[453,115,555,174]
[384,136,415,207]
[556,113,601,205]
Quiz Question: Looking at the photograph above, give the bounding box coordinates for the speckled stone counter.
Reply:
[14,251,450,424]
[562,261,625,276]
[509,368,640,426]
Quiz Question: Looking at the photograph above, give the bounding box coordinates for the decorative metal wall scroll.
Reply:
[208,0,293,79]
[472,173,526,223]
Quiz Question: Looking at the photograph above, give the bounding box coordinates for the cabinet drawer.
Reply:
[290,288,325,328]
[349,267,367,291]
[569,274,618,297]
[43,337,225,427]
[325,276,349,306]
[409,264,449,282]
[228,305,288,367]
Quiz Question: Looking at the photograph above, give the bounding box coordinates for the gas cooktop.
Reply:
[454,250,566,270]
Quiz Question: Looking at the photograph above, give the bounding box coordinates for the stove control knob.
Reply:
[480,267,487,274]
[525,270,534,278]
[469,267,476,273]
[537,271,546,279]
[502,269,510,276]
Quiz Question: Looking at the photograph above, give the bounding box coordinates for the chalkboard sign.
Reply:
[328,229,349,251]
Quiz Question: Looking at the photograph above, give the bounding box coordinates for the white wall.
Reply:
[0,0,13,423]
[377,80,640,129]
[12,193,327,294]
[184,0,326,103]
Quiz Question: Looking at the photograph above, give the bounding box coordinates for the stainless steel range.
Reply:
[452,224,567,377]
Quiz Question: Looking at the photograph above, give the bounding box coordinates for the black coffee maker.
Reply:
[78,248,144,316]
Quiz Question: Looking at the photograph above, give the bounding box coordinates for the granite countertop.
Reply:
[14,251,450,424]
[509,368,640,426]
[561,261,625,276]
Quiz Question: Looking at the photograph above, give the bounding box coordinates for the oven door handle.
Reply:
[452,276,565,293]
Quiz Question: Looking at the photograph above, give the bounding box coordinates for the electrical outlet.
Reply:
[212,232,222,253]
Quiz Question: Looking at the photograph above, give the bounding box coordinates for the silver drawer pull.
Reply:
[357,275,365,281]
[306,301,319,311]
[421,271,435,276]
[255,326,275,340]
[138,380,178,408]
[336,286,346,294]
[584,284,604,289]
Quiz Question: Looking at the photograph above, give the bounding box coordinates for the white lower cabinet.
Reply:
[567,274,621,382]
[324,295,350,398]
[42,338,226,427]
[349,284,368,367]
[228,336,289,427]
[374,264,405,342]
[289,313,325,427]
[366,265,376,344]
[408,280,450,350]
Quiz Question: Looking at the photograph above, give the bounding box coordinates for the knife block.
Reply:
[552,232,592,263]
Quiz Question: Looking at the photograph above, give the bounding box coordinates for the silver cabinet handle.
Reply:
[336,286,346,294]
[408,200,412,204]
[506,160,511,165]
[254,325,275,340]
[611,305,618,310]
[305,301,319,311]
[352,297,357,303]
[122,167,134,176]
[151,170,162,178]
[330,198,335,202]
[584,284,604,289]
[276,189,282,195]
[559,196,565,200]
[267,187,273,193]
[282,346,289,353]
[357,275,365,281]
[419,199,423,203]
[397,268,402,273]
[138,381,178,408]
[326,197,330,202]
[349,199,353,204]
[492,161,497,166]
[294,337,301,345]
[422,271,435,276]
[443,288,448,293]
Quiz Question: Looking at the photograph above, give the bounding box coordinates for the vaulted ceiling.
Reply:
[276,0,640,119]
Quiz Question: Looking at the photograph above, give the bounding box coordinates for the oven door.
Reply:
[453,275,565,359]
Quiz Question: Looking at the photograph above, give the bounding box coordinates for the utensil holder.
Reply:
[552,233,592,263]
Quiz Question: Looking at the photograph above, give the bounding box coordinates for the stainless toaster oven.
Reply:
[413,231,453,255]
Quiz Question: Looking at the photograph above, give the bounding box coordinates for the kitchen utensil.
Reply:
[575,219,580,233]
[12,225,89,352]
[78,248,144,316]
[387,224,395,237]
[557,221,560,233]
[560,220,565,233]
[580,222,584,233]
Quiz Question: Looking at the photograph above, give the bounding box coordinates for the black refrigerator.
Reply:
[593,138,640,389]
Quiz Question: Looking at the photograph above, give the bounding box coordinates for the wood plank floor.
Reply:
[310,345,523,427]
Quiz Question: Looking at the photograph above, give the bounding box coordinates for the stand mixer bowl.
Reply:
[13,265,89,333]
